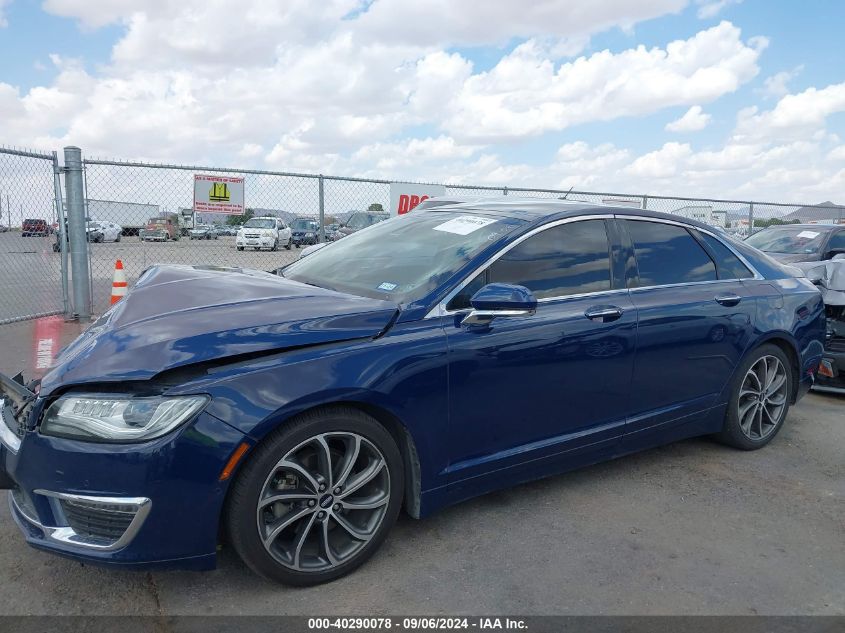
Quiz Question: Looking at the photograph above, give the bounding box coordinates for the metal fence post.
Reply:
[748,202,755,236]
[63,146,91,320]
[642,195,648,210]
[52,151,71,318]
[503,186,508,196]
[318,175,325,243]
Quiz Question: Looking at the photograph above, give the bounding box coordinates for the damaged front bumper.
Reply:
[0,370,246,571]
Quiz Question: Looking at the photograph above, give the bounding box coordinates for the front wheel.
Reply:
[226,407,403,585]
[237,246,244,251]
[717,344,792,450]
[270,238,278,252]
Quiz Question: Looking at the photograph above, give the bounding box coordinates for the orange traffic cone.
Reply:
[110,260,128,304]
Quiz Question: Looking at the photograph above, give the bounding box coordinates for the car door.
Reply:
[443,218,637,489]
[617,218,757,446]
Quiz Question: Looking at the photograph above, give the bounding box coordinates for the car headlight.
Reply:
[41,394,208,442]
[305,232,315,237]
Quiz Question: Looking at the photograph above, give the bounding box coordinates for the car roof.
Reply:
[417,196,722,233]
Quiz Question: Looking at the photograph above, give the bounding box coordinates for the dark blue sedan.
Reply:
[0,200,826,585]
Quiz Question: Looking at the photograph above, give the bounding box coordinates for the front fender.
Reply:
[166,319,450,492]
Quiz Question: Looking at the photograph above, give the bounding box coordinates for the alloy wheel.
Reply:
[737,355,788,441]
[256,432,390,572]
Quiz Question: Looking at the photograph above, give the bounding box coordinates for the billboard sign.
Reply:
[193,174,245,215]
[389,182,446,216]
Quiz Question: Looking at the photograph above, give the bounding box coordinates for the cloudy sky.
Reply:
[1,0,844,202]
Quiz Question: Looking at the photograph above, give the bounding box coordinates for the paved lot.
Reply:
[0,320,842,616]
[0,232,301,320]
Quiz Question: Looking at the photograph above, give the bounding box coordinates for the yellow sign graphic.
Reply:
[209,182,230,202]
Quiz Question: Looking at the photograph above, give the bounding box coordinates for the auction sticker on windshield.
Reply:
[433,216,497,236]
[797,230,820,239]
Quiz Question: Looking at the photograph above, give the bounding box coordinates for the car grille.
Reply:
[59,498,138,544]
[244,232,261,238]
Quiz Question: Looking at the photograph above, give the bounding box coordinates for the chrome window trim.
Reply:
[425,215,611,319]
[424,213,765,320]
[12,490,153,552]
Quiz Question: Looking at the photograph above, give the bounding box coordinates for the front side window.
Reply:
[625,220,717,286]
[826,231,845,255]
[487,220,612,301]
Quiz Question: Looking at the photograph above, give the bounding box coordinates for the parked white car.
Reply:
[87,220,123,243]
[236,217,292,251]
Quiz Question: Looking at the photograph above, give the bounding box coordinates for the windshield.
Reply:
[244,218,276,229]
[283,211,521,302]
[148,219,166,227]
[292,219,318,230]
[347,213,386,230]
[746,227,828,254]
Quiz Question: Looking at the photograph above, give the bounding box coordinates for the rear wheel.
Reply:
[717,344,792,450]
[226,407,403,585]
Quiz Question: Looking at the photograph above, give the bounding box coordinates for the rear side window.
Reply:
[699,233,754,279]
[624,220,717,287]
[487,219,612,300]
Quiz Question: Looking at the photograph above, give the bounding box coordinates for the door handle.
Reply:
[584,305,623,322]
[715,294,742,307]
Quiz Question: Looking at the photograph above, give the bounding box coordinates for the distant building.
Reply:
[671,205,728,226]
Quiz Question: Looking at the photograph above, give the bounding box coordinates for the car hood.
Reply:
[39,265,398,395]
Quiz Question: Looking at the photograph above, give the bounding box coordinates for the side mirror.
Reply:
[461,283,537,327]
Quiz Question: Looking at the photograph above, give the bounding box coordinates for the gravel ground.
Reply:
[0,315,842,616]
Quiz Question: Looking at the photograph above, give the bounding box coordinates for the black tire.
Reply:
[237,246,244,251]
[116,234,121,242]
[294,243,300,249]
[284,240,291,250]
[270,238,278,252]
[226,407,404,586]
[716,343,793,450]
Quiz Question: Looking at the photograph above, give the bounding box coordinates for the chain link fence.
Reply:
[0,147,67,324]
[2,145,844,321]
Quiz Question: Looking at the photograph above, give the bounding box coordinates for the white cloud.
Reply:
[762,65,804,97]
[665,105,712,132]
[0,0,11,27]
[355,0,687,49]
[696,0,742,19]
[734,82,845,143]
[440,21,765,142]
